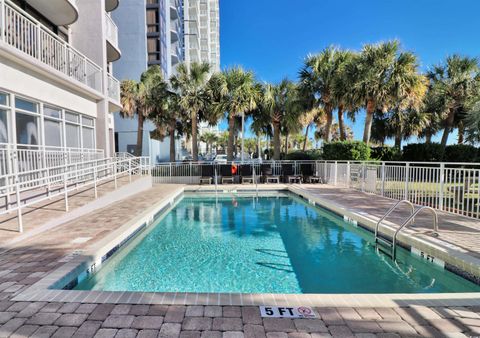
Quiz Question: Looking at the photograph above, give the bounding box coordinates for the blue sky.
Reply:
[217,0,480,144]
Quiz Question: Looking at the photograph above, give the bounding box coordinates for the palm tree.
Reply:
[465,101,480,143]
[348,41,400,144]
[332,50,357,140]
[261,79,298,160]
[387,52,428,148]
[170,62,211,161]
[210,67,258,161]
[200,131,218,154]
[149,91,186,162]
[300,47,339,142]
[120,65,166,156]
[427,55,480,149]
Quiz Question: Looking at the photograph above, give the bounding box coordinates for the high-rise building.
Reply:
[113,0,220,163]
[0,0,122,159]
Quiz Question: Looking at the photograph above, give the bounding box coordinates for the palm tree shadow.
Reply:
[255,262,294,273]
[255,248,289,258]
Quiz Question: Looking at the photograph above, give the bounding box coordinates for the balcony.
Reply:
[0,0,103,93]
[105,13,121,62]
[107,73,121,110]
[24,0,78,26]
[105,0,119,12]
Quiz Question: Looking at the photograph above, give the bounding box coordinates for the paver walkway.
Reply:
[0,184,478,337]
[292,184,480,258]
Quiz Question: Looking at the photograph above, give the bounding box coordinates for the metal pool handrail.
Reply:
[375,200,415,240]
[392,206,439,259]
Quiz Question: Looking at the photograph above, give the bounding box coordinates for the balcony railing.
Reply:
[104,12,118,49]
[0,0,103,93]
[107,73,120,102]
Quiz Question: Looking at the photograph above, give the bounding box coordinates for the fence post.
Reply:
[347,161,351,188]
[439,163,445,210]
[190,162,193,184]
[128,159,132,183]
[324,161,327,183]
[93,166,98,199]
[404,163,410,200]
[334,161,338,186]
[169,162,172,183]
[381,162,386,197]
[63,171,69,212]
[113,160,117,189]
[15,176,22,233]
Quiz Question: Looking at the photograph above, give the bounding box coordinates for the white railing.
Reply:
[0,143,105,177]
[0,156,150,232]
[107,73,120,102]
[104,12,118,48]
[0,0,103,92]
[151,160,480,220]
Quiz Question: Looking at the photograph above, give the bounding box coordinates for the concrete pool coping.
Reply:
[12,184,480,308]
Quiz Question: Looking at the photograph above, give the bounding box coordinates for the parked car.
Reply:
[213,154,228,163]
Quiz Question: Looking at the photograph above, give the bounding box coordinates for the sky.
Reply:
[217,0,480,144]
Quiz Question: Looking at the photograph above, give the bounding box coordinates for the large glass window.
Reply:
[15,98,37,113]
[16,112,39,145]
[44,119,62,147]
[65,123,80,148]
[0,109,8,143]
[0,92,8,106]
[82,127,94,149]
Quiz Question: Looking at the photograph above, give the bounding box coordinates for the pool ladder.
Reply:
[374,200,439,260]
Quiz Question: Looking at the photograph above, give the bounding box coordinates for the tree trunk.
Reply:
[284,133,289,156]
[303,124,310,151]
[191,111,198,161]
[458,121,464,144]
[135,111,144,156]
[440,108,455,150]
[227,114,235,161]
[323,104,333,142]
[169,120,176,162]
[273,121,281,160]
[338,105,346,141]
[363,100,375,144]
[425,130,432,144]
[394,129,402,149]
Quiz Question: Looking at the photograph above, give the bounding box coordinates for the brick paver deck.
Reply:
[0,184,479,337]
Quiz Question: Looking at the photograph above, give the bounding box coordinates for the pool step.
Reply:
[376,237,394,257]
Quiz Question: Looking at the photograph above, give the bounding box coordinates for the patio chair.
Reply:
[240,164,255,184]
[199,165,213,184]
[300,163,322,183]
[282,163,302,184]
[220,164,234,184]
[261,164,280,183]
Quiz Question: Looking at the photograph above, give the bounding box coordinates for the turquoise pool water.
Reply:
[75,193,480,294]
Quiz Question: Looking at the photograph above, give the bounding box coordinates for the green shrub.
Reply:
[444,144,479,163]
[322,141,370,161]
[285,150,322,161]
[401,143,443,162]
[370,146,402,161]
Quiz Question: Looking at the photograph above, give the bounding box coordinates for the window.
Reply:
[82,127,94,149]
[44,106,62,147]
[16,113,39,145]
[65,112,79,123]
[15,97,38,145]
[0,92,8,106]
[65,123,80,148]
[0,110,8,143]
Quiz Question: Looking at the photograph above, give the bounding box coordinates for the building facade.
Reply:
[113,0,220,163]
[0,0,122,161]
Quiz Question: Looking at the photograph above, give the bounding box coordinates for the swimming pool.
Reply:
[75,193,480,294]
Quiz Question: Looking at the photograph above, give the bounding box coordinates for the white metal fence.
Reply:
[107,73,120,102]
[0,155,150,232]
[151,160,480,220]
[0,143,105,176]
[1,0,103,92]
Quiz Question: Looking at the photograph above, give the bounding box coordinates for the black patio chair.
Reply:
[261,164,280,183]
[240,164,254,184]
[220,164,234,184]
[300,163,322,183]
[282,163,301,183]
[200,165,213,184]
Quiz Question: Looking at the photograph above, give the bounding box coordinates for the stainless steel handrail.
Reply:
[375,200,415,240]
[392,206,439,259]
